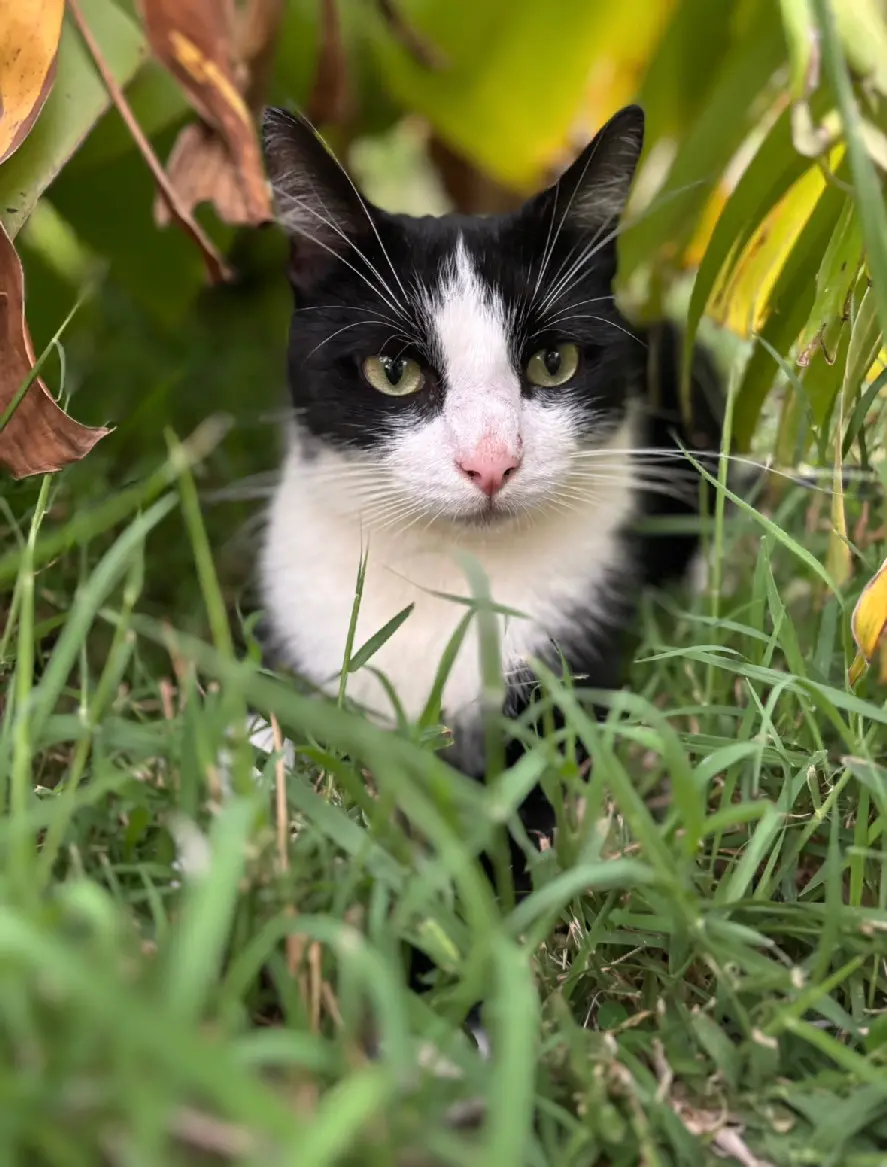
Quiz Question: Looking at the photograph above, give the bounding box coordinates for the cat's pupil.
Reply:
[543,349,561,376]
[381,356,405,385]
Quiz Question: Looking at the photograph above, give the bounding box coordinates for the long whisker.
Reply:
[275,188,410,324]
[536,179,710,317]
[305,320,412,359]
[570,446,881,499]
[527,314,646,347]
[294,304,405,330]
[537,294,615,325]
[529,133,609,313]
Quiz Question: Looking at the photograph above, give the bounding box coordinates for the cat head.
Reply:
[261,104,646,528]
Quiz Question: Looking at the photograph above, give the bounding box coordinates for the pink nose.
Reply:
[457,446,522,496]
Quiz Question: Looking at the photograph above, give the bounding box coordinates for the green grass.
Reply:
[6,111,887,1159]
[4,344,887,1167]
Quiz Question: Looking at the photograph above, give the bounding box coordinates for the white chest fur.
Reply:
[260,432,639,726]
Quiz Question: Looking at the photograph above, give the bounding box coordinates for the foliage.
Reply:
[5,0,887,1163]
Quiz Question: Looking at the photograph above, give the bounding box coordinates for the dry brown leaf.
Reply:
[68,0,230,283]
[0,0,65,164]
[0,222,109,479]
[156,120,254,226]
[139,0,276,227]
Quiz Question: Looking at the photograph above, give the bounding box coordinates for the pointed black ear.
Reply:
[531,104,645,233]
[261,106,374,283]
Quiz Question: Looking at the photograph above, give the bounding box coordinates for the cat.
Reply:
[256,103,723,890]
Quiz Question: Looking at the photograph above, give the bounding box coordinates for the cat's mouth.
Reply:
[456,498,516,529]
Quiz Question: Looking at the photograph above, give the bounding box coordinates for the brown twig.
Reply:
[271,713,288,868]
[271,713,309,994]
[67,0,232,283]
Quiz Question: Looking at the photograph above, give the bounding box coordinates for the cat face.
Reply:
[262,105,646,528]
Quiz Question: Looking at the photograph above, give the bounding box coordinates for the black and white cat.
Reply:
[257,104,722,855]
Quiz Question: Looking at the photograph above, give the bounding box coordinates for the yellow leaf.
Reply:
[138,0,274,226]
[376,0,675,192]
[707,159,832,337]
[683,179,731,269]
[849,554,887,686]
[866,349,887,385]
[0,0,65,164]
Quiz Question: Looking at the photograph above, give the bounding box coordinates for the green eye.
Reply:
[363,354,424,396]
[525,342,580,388]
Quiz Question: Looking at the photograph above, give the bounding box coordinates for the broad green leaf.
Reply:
[828,285,881,589]
[0,0,147,238]
[779,0,815,99]
[372,0,672,191]
[63,60,188,172]
[845,284,883,400]
[708,158,832,337]
[683,96,831,385]
[833,0,887,95]
[634,0,734,143]
[47,130,230,324]
[813,0,887,349]
[619,0,787,278]
[797,195,863,362]
[557,2,676,153]
[733,171,847,447]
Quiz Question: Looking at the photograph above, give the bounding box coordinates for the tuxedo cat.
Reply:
[257,104,722,879]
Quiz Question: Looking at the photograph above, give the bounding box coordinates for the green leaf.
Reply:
[373,0,663,190]
[348,603,414,672]
[833,0,887,95]
[813,0,887,348]
[47,132,228,324]
[0,0,147,238]
[620,0,787,278]
[635,0,735,140]
[64,60,188,173]
[684,98,831,386]
[797,195,863,361]
[778,0,816,99]
[733,171,847,447]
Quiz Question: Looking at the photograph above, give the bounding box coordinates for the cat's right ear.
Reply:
[261,107,372,287]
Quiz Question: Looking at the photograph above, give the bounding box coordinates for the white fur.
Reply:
[261,239,641,724]
[261,431,637,724]
[426,239,522,469]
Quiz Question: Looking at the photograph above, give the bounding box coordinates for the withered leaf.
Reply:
[0,222,109,479]
[156,120,255,227]
[138,0,275,227]
[0,0,65,164]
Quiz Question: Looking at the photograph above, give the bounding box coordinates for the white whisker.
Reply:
[275,188,410,325]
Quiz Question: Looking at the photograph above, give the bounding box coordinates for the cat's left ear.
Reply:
[524,104,645,233]
[261,106,376,286]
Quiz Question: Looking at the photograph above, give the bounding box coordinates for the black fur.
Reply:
[259,104,724,918]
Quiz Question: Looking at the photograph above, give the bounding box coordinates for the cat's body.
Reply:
[258,104,722,840]
[262,389,638,752]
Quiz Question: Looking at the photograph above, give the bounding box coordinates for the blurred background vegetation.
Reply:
[4,0,887,628]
